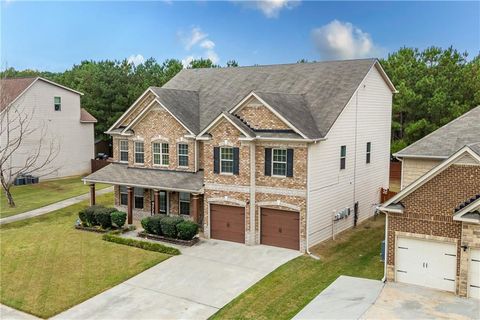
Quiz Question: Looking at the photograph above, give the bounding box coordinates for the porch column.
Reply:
[154,189,160,214]
[191,193,200,224]
[89,183,95,206]
[127,186,133,224]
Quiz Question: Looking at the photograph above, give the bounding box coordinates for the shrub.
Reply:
[78,209,88,226]
[160,216,184,238]
[111,211,127,228]
[176,220,198,240]
[83,205,105,226]
[102,233,180,255]
[141,217,153,233]
[94,207,115,229]
[141,215,166,235]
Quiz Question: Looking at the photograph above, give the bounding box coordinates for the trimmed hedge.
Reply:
[94,207,115,229]
[78,206,121,229]
[177,220,199,240]
[111,211,127,228]
[160,216,184,238]
[102,233,180,255]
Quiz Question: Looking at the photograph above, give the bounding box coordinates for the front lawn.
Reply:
[211,215,385,320]
[0,192,170,319]
[0,176,110,218]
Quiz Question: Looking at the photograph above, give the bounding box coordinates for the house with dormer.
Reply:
[83,58,396,252]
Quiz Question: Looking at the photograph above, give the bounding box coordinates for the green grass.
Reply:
[0,176,110,218]
[211,215,385,320]
[0,193,170,319]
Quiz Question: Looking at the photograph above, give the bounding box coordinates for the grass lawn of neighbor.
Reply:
[0,176,110,218]
[0,192,170,319]
[211,214,385,320]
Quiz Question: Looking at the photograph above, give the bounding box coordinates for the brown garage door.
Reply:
[210,204,245,243]
[261,208,299,250]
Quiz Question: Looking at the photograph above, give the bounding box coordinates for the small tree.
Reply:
[0,78,60,207]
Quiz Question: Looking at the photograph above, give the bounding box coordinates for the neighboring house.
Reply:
[83,59,396,252]
[380,144,480,299]
[394,106,480,189]
[0,77,96,179]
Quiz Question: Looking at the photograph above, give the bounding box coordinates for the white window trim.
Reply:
[178,143,189,168]
[134,141,145,165]
[152,142,169,167]
[119,140,129,163]
[272,148,287,177]
[54,96,61,111]
[366,142,372,164]
[179,192,190,215]
[340,145,347,170]
[220,147,234,175]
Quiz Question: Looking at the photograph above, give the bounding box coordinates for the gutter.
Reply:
[305,139,321,260]
[81,178,204,194]
[382,212,388,282]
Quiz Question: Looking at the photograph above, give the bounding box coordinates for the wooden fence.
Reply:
[91,159,111,173]
[390,161,401,180]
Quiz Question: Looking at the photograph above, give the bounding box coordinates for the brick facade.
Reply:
[235,101,291,130]
[387,164,480,296]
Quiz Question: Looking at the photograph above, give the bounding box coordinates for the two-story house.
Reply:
[1,77,96,179]
[83,58,396,252]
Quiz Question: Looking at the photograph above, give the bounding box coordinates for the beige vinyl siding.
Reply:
[307,66,392,247]
[401,158,442,189]
[1,80,94,179]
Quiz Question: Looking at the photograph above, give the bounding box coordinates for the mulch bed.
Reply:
[75,225,134,234]
[137,231,200,247]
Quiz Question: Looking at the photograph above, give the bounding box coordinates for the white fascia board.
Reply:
[197,113,252,138]
[392,154,448,160]
[154,99,195,135]
[453,200,480,220]
[121,100,158,133]
[37,77,84,95]
[373,60,398,93]
[383,146,480,207]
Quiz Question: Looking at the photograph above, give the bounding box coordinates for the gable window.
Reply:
[220,147,234,174]
[366,142,371,164]
[179,192,190,215]
[272,148,287,176]
[153,142,169,166]
[119,140,128,162]
[120,186,128,206]
[340,145,346,170]
[178,143,189,167]
[134,141,144,164]
[54,96,61,111]
[134,188,144,209]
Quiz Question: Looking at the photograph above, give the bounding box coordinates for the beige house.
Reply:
[380,145,480,298]
[395,106,480,189]
[83,59,396,252]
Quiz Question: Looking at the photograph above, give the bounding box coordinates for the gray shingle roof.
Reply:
[83,163,204,192]
[161,59,379,139]
[395,106,480,158]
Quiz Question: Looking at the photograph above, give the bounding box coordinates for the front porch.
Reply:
[82,162,204,225]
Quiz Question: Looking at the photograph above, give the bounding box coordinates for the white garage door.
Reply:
[396,237,457,292]
[469,249,480,299]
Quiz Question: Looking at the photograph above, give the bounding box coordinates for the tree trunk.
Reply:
[0,171,16,208]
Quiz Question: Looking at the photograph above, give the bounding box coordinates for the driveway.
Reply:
[294,276,479,320]
[53,239,300,320]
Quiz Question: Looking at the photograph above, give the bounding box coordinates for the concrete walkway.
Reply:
[53,239,301,320]
[293,276,384,320]
[0,187,113,225]
[0,304,39,320]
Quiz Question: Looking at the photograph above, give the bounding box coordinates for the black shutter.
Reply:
[264,148,272,176]
[213,147,220,174]
[287,148,294,177]
[233,147,240,175]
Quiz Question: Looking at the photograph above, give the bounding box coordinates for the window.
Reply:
[151,190,168,213]
[153,142,169,166]
[179,192,190,215]
[366,142,371,164]
[120,186,128,206]
[134,141,144,164]
[340,145,346,170]
[119,140,128,162]
[54,96,61,111]
[178,143,189,167]
[272,148,287,176]
[220,147,234,174]
[134,188,144,209]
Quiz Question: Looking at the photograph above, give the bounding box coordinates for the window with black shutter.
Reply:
[264,148,272,176]
[286,148,294,177]
[213,147,220,174]
[233,147,240,175]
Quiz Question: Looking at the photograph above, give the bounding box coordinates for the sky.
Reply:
[1,1,479,72]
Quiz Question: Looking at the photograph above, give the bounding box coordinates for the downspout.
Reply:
[249,141,256,245]
[353,91,359,227]
[382,212,388,282]
[306,141,320,260]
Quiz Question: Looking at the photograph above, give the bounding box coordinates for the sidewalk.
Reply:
[0,304,39,320]
[0,187,113,225]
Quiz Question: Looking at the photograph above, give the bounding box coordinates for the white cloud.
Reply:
[311,20,380,60]
[205,50,219,64]
[181,56,195,68]
[235,0,300,18]
[200,40,215,50]
[179,27,208,50]
[127,54,145,66]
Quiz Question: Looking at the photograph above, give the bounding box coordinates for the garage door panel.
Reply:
[469,249,480,299]
[210,204,245,244]
[261,209,299,250]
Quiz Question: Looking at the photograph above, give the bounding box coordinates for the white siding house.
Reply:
[307,66,393,246]
[0,77,96,180]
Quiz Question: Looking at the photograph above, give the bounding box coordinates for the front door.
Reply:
[150,190,169,214]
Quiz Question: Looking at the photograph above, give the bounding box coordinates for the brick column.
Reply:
[127,186,133,224]
[154,190,160,215]
[89,183,95,206]
[191,193,200,223]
